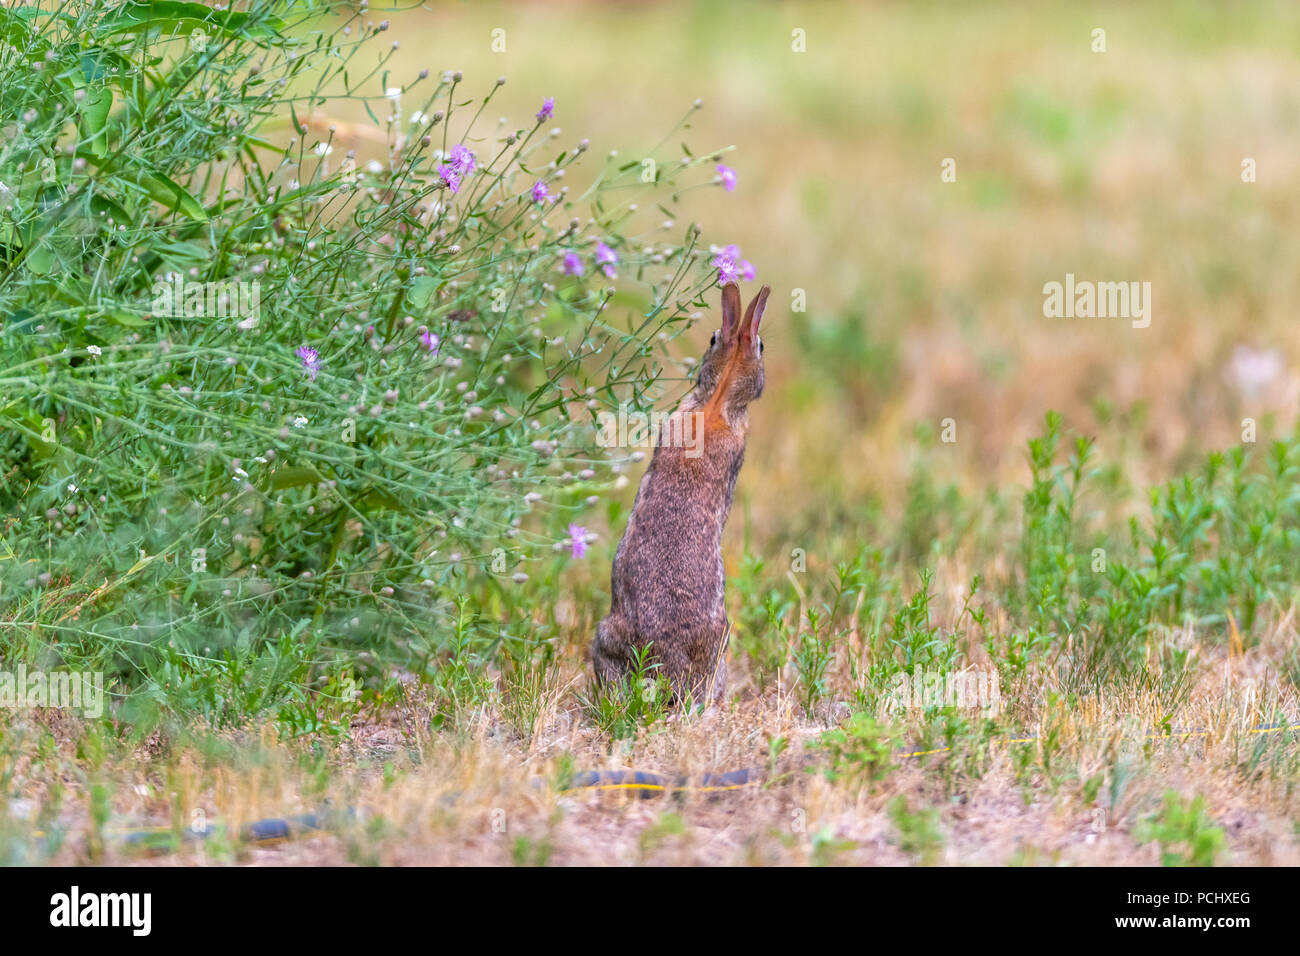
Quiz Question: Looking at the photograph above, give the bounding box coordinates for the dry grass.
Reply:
[4,605,1298,865]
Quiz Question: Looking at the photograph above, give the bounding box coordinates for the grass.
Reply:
[2,0,1300,865]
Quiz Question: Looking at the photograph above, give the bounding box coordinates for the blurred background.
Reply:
[353,0,1300,561]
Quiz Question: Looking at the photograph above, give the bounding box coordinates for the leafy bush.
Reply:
[0,1,728,727]
[1013,411,1300,694]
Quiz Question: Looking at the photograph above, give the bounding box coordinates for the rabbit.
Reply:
[591,281,771,704]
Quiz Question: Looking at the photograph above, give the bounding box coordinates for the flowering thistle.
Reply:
[713,252,740,285]
[419,330,440,355]
[566,523,589,559]
[438,144,476,193]
[713,244,754,284]
[562,251,584,276]
[296,345,321,381]
[716,163,737,192]
[531,180,554,204]
[447,143,476,175]
[437,164,462,193]
[536,96,554,122]
[595,241,619,279]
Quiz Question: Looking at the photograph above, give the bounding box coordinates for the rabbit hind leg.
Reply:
[672,624,728,706]
[590,614,633,687]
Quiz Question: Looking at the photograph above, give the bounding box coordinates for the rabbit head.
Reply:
[693,282,771,429]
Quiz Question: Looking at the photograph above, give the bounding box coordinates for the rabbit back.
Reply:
[593,419,744,700]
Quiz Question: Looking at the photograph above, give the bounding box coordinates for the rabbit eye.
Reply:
[759,339,765,354]
[710,331,718,347]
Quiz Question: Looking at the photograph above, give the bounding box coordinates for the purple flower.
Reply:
[712,244,753,284]
[531,180,554,204]
[562,251,584,276]
[447,144,476,175]
[566,523,589,559]
[713,251,740,285]
[438,164,462,193]
[419,330,440,355]
[596,241,619,278]
[716,163,737,192]
[438,144,476,193]
[536,97,555,122]
[296,345,321,381]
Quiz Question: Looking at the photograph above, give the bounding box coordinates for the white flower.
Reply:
[1229,345,1284,398]
[292,415,308,428]
[86,345,102,356]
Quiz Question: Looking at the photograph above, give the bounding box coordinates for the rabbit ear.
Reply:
[720,282,742,340]
[740,284,771,341]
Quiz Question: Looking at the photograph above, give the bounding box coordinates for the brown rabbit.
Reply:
[591,281,771,703]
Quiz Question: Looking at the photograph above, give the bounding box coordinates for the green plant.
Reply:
[637,812,686,859]
[511,834,554,867]
[812,711,894,792]
[731,551,792,691]
[886,568,955,672]
[1136,791,1226,867]
[577,643,672,739]
[498,628,560,745]
[0,1,729,730]
[1004,412,1299,704]
[792,607,834,715]
[888,795,944,865]
[809,826,857,866]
